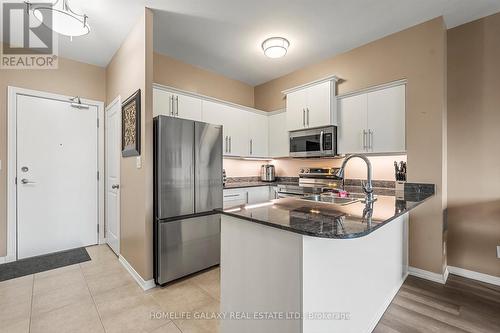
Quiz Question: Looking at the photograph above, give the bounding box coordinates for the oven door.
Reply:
[289,126,336,157]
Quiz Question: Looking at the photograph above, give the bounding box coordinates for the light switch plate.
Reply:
[136,156,142,169]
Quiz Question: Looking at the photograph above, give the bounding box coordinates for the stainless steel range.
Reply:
[276,167,343,198]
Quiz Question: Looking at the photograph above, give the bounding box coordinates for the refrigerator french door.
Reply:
[154,116,222,285]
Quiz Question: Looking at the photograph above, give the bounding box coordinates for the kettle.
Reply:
[261,164,276,182]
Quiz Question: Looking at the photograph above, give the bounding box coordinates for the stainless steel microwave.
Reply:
[289,126,337,157]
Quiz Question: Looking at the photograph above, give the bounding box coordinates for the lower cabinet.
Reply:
[223,186,274,209]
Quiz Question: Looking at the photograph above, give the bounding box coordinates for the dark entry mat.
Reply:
[0,247,91,282]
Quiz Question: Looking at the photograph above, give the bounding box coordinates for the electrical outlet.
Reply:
[497,246,500,259]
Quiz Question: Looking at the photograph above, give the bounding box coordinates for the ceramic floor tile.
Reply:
[30,298,104,333]
[0,275,33,330]
[96,292,168,333]
[32,279,93,316]
[33,268,86,295]
[150,321,182,333]
[0,275,33,298]
[92,280,144,305]
[80,259,125,280]
[85,245,117,263]
[85,268,136,296]
[1,317,30,333]
[173,300,220,333]
[151,280,215,315]
[34,263,81,279]
[190,268,220,301]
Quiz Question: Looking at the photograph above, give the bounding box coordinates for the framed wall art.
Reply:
[122,89,141,157]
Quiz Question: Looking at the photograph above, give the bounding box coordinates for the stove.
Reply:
[276,167,343,198]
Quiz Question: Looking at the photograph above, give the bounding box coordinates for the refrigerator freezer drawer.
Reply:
[156,214,221,285]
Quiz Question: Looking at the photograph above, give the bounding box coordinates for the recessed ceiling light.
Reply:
[262,37,290,58]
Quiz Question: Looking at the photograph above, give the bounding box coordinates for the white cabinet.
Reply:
[223,186,273,208]
[338,83,406,154]
[247,112,269,157]
[268,112,289,157]
[338,93,368,154]
[153,88,202,121]
[366,85,406,153]
[285,79,336,131]
[202,101,249,157]
[153,88,173,117]
[286,89,307,131]
[247,186,272,204]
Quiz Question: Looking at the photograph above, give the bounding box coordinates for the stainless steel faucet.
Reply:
[335,154,375,203]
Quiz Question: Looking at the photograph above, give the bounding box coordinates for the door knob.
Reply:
[21,178,36,184]
[111,184,120,189]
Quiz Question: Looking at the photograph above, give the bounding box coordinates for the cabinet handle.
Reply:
[362,130,367,150]
[250,139,253,155]
[369,129,373,150]
[229,136,232,153]
[225,136,228,153]
[307,108,310,126]
[302,109,305,127]
[170,96,174,116]
[175,96,179,116]
[320,131,324,153]
[246,191,249,204]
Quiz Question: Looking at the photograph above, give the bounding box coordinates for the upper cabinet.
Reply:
[284,78,337,131]
[247,112,269,157]
[338,83,406,154]
[153,89,202,122]
[268,112,289,158]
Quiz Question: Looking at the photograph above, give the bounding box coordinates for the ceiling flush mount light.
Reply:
[32,0,90,38]
[262,37,290,58]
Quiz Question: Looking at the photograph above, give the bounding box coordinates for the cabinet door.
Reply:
[202,100,230,154]
[306,81,332,128]
[268,112,289,157]
[225,106,249,157]
[175,92,202,121]
[153,88,173,117]
[248,112,269,157]
[286,89,307,131]
[338,93,368,154]
[246,186,271,204]
[367,85,405,153]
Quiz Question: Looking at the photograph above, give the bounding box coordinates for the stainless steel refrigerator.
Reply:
[153,115,222,285]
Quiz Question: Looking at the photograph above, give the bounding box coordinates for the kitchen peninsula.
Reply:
[219,184,434,333]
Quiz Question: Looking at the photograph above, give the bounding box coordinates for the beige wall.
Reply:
[0,55,106,257]
[154,52,254,108]
[106,8,154,280]
[447,13,500,277]
[254,18,448,274]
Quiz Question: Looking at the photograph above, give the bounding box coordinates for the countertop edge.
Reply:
[218,193,434,239]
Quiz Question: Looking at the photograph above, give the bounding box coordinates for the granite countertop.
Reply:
[218,184,434,239]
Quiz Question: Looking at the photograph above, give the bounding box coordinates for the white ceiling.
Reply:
[2,0,500,85]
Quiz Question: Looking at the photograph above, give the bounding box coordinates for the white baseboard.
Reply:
[118,255,156,291]
[366,272,408,333]
[448,266,500,286]
[408,266,448,284]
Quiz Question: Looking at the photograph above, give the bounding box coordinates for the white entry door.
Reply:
[17,94,98,259]
[105,98,121,255]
